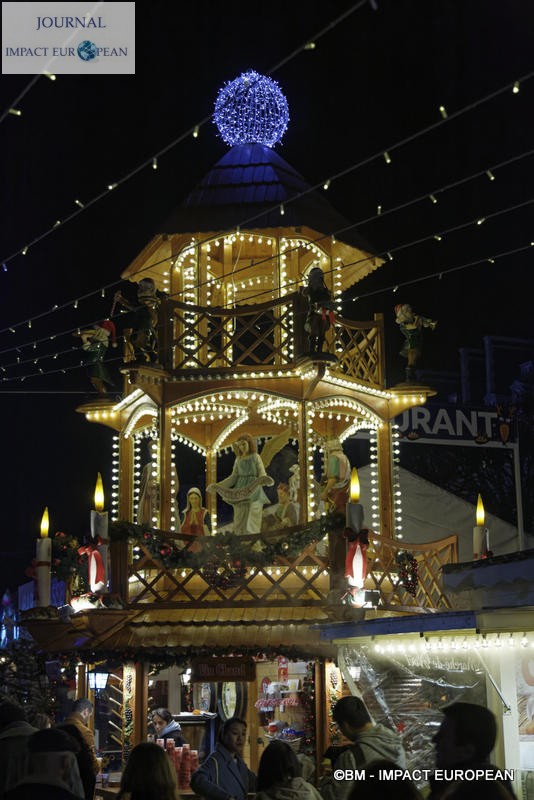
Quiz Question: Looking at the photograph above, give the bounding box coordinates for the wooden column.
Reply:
[133,661,149,745]
[118,432,134,523]
[159,406,173,531]
[314,661,327,775]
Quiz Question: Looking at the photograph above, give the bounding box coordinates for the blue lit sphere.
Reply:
[214,70,289,148]
[77,40,98,61]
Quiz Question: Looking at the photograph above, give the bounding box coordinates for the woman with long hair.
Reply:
[256,740,321,800]
[117,742,179,800]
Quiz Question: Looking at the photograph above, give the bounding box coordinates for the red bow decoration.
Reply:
[78,544,106,590]
[344,529,369,583]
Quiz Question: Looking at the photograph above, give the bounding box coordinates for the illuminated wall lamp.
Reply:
[88,671,109,691]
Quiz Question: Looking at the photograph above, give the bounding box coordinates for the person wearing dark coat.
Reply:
[0,700,38,794]
[151,708,185,746]
[2,727,85,800]
[190,717,256,800]
[56,722,96,800]
[429,702,517,800]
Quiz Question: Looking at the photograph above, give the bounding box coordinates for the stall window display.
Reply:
[255,661,309,753]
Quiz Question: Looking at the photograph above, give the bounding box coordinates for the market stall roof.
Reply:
[21,605,336,660]
[316,606,534,644]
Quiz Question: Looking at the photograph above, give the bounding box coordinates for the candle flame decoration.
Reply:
[476,494,485,526]
[94,473,105,512]
[40,507,49,538]
[350,467,360,503]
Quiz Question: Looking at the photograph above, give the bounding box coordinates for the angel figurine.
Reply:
[207,434,274,534]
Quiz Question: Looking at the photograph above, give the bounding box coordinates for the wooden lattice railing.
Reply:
[329,315,384,386]
[118,527,457,612]
[365,532,458,610]
[156,294,384,385]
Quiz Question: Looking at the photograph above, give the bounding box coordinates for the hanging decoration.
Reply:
[111,511,341,574]
[395,550,419,596]
[214,70,289,147]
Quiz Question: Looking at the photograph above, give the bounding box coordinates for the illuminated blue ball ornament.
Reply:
[214,70,289,148]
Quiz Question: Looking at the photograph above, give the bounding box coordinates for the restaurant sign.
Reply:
[191,656,256,682]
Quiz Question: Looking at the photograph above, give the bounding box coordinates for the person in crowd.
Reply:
[64,698,100,781]
[151,708,185,746]
[347,759,422,800]
[190,717,256,800]
[2,727,85,800]
[430,702,516,800]
[56,722,97,800]
[256,739,322,800]
[319,696,406,800]
[117,741,179,800]
[441,780,515,800]
[31,713,52,730]
[207,434,273,535]
[0,699,38,794]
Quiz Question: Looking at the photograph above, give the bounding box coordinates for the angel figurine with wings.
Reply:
[207,430,292,535]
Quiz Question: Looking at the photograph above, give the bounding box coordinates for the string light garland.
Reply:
[0,2,368,271]
[1,227,532,381]
[1,141,532,352]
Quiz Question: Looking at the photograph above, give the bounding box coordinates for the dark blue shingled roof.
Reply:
[159,143,374,251]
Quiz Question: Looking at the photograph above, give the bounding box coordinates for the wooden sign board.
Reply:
[191,657,256,683]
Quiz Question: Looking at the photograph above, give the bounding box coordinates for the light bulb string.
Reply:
[0,1,368,269]
[0,190,531,363]
[0,75,41,125]
[0,143,531,343]
[171,195,533,308]
[232,71,534,231]
[1,233,531,380]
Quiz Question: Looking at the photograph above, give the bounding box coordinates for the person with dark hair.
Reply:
[151,708,185,746]
[56,722,97,800]
[64,699,100,781]
[0,699,38,793]
[190,717,256,800]
[117,742,179,800]
[256,740,321,800]
[319,696,406,800]
[347,759,422,800]
[430,703,516,800]
[3,727,85,800]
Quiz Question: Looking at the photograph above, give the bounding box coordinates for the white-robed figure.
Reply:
[208,434,274,534]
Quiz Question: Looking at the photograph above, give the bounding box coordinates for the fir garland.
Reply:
[111,511,343,575]
[395,550,419,596]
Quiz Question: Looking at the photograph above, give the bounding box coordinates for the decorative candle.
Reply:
[346,467,364,533]
[90,473,108,591]
[35,507,51,607]
[473,493,489,559]
[344,468,368,603]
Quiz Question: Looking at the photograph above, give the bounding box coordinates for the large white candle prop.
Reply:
[346,467,364,533]
[35,507,51,606]
[90,473,108,591]
[473,493,489,559]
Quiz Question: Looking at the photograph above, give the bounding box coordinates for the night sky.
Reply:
[1,0,533,592]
